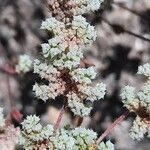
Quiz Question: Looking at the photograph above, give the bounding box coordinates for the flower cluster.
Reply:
[41,17,65,34]
[19,115,54,149]
[71,127,97,149]
[120,63,150,140]
[33,0,106,117]
[129,116,149,141]
[51,128,75,150]
[41,15,97,49]
[137,63,150,78]
[0,107,20,150]
[16,54,32,73]
[19,115,114,150]
[0,125,20,150]
[72,0,104,15]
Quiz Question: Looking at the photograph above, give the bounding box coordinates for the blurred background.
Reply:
[0,0,150,149]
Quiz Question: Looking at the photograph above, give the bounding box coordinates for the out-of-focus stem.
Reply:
[0,64,16,75]
[6,74,14,109]
[54,105,65,132]
[97,110,129,144]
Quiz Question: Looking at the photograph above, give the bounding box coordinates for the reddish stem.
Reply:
[97,110,129,144]
[6,75,14,109]
[0,64,16,75]
[54,105,65,132]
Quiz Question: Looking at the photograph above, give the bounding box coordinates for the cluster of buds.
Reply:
[120,63,150,140]
[47,0,103,23]
[19,115,114,150]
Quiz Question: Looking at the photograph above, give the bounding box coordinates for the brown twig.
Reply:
[101,17,150,43]
[74,116,83,127]
[97,110,129,144]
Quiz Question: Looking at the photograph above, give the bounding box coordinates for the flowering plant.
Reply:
[18,0,114,149]
[121,63,150,141]
[0,0,149,150]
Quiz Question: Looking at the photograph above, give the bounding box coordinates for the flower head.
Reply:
[20,115,54,149]
[72,127,97,149]
[16,54,32,73]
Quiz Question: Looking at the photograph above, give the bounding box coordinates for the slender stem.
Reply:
[54,105,65,131]
[125,30,150,42]
[97,110,129,144]
[6,74,14,109]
